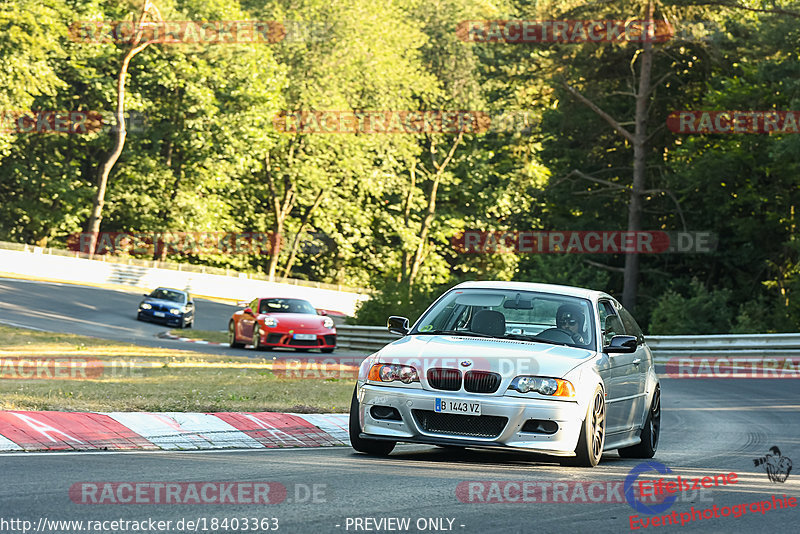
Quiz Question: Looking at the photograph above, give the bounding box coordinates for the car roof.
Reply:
[450,281,613,302]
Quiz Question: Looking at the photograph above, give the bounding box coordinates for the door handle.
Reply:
[632,358,642,366]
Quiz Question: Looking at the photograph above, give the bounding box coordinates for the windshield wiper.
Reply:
[503,333,569,346]
[415,329,494,338]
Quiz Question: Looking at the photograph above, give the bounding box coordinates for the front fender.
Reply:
[563,361,605,417]
[642,365,660,425]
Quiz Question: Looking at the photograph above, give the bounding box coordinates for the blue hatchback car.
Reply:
[137,287,194,328]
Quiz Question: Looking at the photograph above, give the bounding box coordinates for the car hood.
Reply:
[142,298,184,307]
[261,313,330,329]
[373,334,594,379]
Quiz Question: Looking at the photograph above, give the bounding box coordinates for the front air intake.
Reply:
[463,370,501,393]
[427,368,462,391]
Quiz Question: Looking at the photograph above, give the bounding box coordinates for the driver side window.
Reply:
[599,300,624,346]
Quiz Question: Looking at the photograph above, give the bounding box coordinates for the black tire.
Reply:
[228,321,245,348]
[563,385,605,467]
[349,387,395,456]
[618,386,660,458]
[321,348,335,354]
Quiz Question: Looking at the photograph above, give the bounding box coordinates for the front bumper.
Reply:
[138,309,186,326]
[258,331,336,350]
[357,384,584,455]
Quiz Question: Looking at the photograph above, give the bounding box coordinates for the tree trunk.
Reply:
[563,1,657,312]
[154,91,183,261]
[398,161,417,283]
[407,132,463,287]
[264,153,296,281]
[85,2,159,256]
[622,1,655,312]
[281,188,325,280]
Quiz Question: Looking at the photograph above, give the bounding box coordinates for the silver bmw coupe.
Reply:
[349,281,661,466]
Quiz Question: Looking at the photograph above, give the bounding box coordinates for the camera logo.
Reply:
[753,446,792,483]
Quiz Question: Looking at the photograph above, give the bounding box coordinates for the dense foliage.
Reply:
[1,0,798,333]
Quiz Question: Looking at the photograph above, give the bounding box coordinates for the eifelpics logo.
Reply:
[625,462,677,515]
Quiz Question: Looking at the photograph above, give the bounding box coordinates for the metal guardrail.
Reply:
[336,325,402,352]
[336,326,800,358]
[646,334,800,359]
[0,240,370,294]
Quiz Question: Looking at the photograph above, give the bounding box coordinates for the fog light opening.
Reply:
[520,419,559,434]
[370,405,402,421]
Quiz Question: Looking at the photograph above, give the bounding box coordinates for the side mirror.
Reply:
[604,335,638,354]
[142,293,149,297]
[387,316,410,336]
[317,309,328,316]
[244,307,254,315]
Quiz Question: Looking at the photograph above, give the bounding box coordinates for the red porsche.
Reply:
[228,297,337,352]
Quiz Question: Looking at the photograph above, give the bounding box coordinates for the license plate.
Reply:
[293,333,316,341]
[434,398,481,416]
[153,311,165,317]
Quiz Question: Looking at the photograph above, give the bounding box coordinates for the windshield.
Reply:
[148,289,186,302]
[412,288,595,349]
[259,298,317,314]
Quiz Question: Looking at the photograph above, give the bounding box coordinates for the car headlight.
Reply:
[323,317,334,329]
[264,317,278,327]
[508,376,575,397]
[169,308,181,315]
[368,364,419,384]
[140,303,152,310]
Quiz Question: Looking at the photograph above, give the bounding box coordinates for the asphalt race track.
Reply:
[0,279,798,532]
[0,277,358,358]
[1,378,799,532]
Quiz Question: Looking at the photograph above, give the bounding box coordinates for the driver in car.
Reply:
[556,304,586,344]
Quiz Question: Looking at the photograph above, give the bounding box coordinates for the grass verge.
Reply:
[0,326,354,413]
